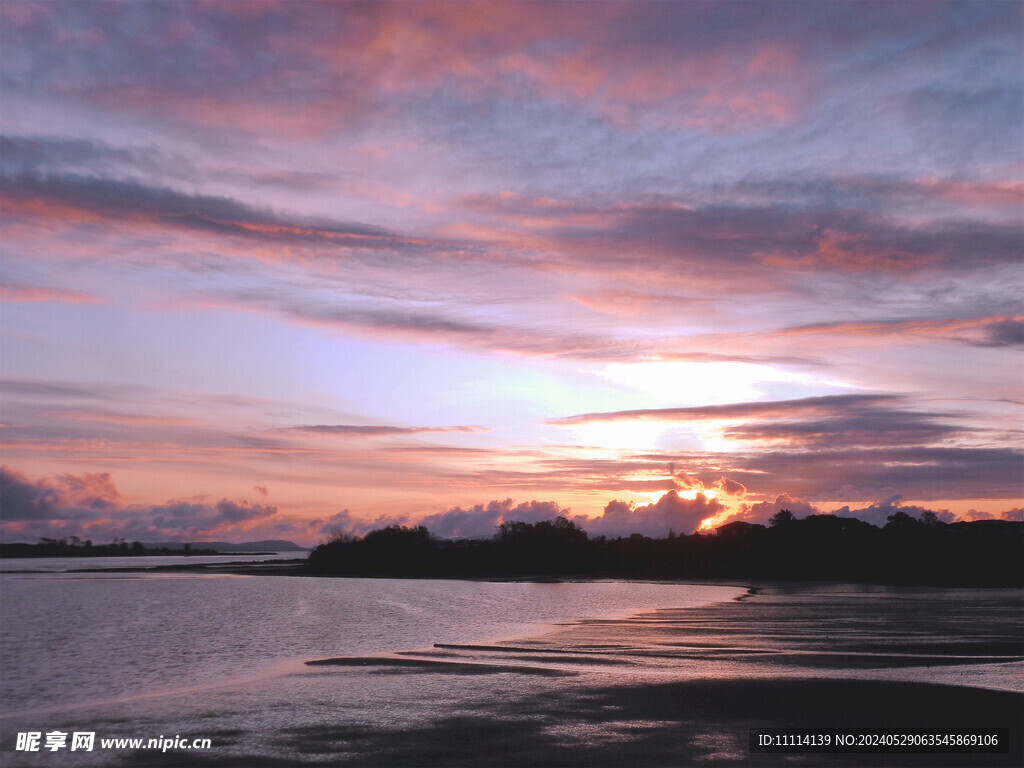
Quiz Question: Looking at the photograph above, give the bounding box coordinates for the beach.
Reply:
[1,578,1021,767]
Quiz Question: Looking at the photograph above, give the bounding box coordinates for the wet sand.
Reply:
[5,583,1022,767]
[264,679,1023,768]
[273,584,1023,767]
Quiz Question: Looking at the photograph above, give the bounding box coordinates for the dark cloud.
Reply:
[459,190,1022,278]
[0,135,170,180]
[976,319,1024,348]
[554,203,1023,274]
[1,172,408,249]
[778,315,1024,348]
[477,439,1021,505]
[548,394,903,426]
[271,299,506,339]
[553,393,967,450]
[728,175,1024,214]
[722,411,960,448]
[730,446,1024,501]
[0,134,341,193]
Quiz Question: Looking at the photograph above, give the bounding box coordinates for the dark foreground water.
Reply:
[1,574,1021,767]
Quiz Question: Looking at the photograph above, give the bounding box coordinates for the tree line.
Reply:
[0,538,218,558]
[306,512,1022,586]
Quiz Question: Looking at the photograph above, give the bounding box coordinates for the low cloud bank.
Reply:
[574,491,723,538]
[319,499,568,540]
[0,466,306,543]
[3,467,1019,546]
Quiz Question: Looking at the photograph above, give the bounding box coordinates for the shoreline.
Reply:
[268,677,1024,768]
[2,580,1021,767]
[4,557,1023,590]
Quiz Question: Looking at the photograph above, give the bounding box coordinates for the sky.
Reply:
[1,0,1021,546]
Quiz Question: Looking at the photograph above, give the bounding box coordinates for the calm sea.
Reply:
[1,568,1019,766]
[0,570,739,714]
[0,551,304,573]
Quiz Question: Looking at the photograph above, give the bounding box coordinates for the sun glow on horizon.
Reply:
[570,420,672,454]
[598,360,821,407]
[697,507,736,531]
[678,487,718,501]
[1,1,1019,547]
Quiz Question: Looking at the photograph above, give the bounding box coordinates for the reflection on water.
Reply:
[0,551,304,573]
[0,574,738,713]
[1,577,1020,767]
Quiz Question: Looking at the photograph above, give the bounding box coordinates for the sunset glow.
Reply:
[1,0,1021,545]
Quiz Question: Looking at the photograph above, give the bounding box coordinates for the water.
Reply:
[0,572,739,714]
[0,551,304,573]
[1,574,1020,766]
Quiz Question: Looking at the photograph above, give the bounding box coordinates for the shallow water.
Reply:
[0,573,739,714]
[1,575,1020,767]
[0,552,304,573]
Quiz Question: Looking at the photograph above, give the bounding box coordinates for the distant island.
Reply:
[142,539,309,553]
[308,512,1023,587]
[0,538,307,558]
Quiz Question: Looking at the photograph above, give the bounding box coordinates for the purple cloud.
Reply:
[0,467,282,542]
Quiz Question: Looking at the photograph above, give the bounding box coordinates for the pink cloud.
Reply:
[43,410,195,426]
[714,476,748,498]
[576,490,723,538]
[419,498,568,539]
[760,228,942,272]
[0,466,283,542]
[0,284,101,303]
[831,497,956,528]
[721,493,818,527]
[8,2,817,138]
[914,178,1024,208]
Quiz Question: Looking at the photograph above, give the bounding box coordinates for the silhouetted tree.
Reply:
[885,511,920,530]
[303,513,1022,586]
